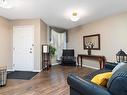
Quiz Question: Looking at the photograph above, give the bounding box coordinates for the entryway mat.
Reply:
[7,71,38,80]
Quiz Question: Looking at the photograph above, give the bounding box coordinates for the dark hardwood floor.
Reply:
[0,65,95,95]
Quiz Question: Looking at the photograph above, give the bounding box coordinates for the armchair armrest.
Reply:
[60,56,63,59]
[67,74,111,95]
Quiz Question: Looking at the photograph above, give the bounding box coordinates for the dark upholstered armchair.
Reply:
[67,64,127,95]
[61,49,76,66]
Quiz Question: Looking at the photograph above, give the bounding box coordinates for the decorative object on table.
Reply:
[49,45,56,65]
[84,41,94,55]
[116,49,127,62]
[42,44,50,70]
[85,42,94,49]
[87,48,91,55]
[83,34,100,50]
[0,64,7,86]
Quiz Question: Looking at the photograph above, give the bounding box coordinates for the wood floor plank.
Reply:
[0,65,94,95]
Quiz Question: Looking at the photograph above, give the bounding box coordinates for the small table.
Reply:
[42,53,51,70]
[77,54,106,69]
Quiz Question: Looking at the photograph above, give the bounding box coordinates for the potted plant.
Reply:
[85,42,94,55]
[49,45,56,64]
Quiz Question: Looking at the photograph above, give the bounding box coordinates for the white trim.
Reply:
[82,64,99,70]
[32,69,42,72]
[7,69,14,72]
[51,63,60,66]
[7,69,42,72]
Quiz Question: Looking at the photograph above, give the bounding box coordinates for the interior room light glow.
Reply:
[0,0,12,9]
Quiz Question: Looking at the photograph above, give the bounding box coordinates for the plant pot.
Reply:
[87,49,91,55]
[50,56,56,65]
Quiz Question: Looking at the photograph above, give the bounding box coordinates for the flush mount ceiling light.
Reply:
[0,0,12,9]
[70,11,80,22]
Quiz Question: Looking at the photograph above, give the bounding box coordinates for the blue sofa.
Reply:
[67,63,127,95]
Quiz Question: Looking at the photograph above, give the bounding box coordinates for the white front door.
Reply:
[13,26,34,71]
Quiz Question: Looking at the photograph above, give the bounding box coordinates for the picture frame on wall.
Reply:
[83,34,100,50]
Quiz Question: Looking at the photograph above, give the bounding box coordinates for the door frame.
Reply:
[13,25,35,71]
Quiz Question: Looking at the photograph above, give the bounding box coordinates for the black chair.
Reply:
[61,49,76,66]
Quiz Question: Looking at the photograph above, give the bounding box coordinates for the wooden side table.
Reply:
[77,54,106,69]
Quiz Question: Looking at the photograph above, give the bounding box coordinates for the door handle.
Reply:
[29,51,32,53]
[13,48,15,50]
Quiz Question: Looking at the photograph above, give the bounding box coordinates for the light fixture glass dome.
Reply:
[70,11,80,22]
[0,0,12,9]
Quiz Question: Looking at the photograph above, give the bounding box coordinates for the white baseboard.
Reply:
[7,69,42,72]
[33,69,42,72]
[52,63,60,66]
[7,69,14,72]
[82,64,99,70]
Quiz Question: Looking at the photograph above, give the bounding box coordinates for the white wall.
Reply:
[0,16,12,69]
[40,19,47,69]
[68,12,127,68]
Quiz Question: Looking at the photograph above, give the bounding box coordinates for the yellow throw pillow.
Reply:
[91,72,112,86]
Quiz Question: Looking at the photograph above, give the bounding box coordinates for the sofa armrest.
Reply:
[105,62,118,70]
[67,74,111,95]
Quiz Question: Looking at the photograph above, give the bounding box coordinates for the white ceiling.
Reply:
[0,0,127,29]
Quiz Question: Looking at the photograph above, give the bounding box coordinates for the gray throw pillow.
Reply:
[112,62,127,74]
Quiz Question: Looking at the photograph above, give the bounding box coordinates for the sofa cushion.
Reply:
[63,56,75,60]
[91,72,112,86]
[84,69,111,80]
